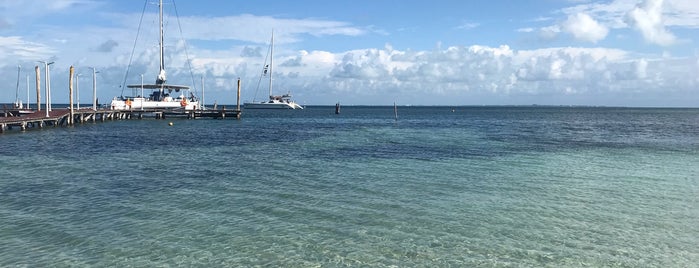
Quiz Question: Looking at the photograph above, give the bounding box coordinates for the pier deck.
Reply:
[0,108,241,133]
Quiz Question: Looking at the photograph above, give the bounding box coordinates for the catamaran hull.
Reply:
[243,102,302,109]
[110,98,199,110]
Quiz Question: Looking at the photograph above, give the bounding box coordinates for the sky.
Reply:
[1,0,698,107]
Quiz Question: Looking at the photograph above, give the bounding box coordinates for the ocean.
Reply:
[1,106,698,267]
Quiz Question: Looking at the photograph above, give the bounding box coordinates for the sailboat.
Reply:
[13,66,23,109]
[110,0,198,111]
[244,32,303,110]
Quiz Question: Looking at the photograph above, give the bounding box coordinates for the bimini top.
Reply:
[126,83,189,90]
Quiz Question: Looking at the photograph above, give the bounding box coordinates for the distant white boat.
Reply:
[110,0,198,111]
[244,31,303,110]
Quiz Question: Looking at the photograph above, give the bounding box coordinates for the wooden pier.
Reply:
[2,64,246,133]
[0,108,241,133]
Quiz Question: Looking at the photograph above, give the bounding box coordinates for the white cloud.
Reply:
[272,44,692,105]
[537,0,699,46]
[175,14,365,44]
[663,0,699,28]
[538,25,561,40]
[626,0,677,46]
[13,39,691,106]
[0,36,55,61]
[634,58,648,79]
[558,0,699,29]
[456,22,480,30]
[562,13,609,43]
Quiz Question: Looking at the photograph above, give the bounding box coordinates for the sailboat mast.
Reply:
[269,31,274,98]
[159,0,165,77]
[153,0,167,86]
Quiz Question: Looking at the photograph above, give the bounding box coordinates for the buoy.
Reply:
[168,122,173,126]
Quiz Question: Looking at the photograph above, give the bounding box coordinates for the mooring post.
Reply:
[68,66,74,126]
[393,102,398,121]
[236,78,241,119]
[394,102,398,121]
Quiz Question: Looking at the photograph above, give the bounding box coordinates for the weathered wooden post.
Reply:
[69,66,74,125]
[236,78,241,119]
[35,66,41,111]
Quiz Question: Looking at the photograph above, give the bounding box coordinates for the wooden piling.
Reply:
[69,66,74,125]
[236,78,241,119]
[35,66,41,111]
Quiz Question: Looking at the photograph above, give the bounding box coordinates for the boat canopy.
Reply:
[126,83,190,90]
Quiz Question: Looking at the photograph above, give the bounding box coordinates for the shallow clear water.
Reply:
[1,106,698,266]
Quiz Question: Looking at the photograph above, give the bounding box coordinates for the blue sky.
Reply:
[1,0,698,106]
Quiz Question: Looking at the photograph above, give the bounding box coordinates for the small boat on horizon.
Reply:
[244,31,303,110]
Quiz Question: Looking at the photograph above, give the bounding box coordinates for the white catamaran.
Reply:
[110,0,198,111]
[244,32,303,110]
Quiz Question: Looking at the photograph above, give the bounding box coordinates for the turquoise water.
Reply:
[1,106,698,266]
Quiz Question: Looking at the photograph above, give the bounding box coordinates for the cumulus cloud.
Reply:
[280,56,303,67]
[330,50,391,79]
[177,42,692,105]
[240,46,262,58]
[268,44,697,105]
[562,13,609,43]
[663,0,699,28]
[95,40,118,53]
[634,58,648,79]
[626,0,677,46]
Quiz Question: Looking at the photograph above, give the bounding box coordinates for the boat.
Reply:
[244,32,303,110]
[110,0,198,111]
[13,66,23,109]
[11,65,33,115]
